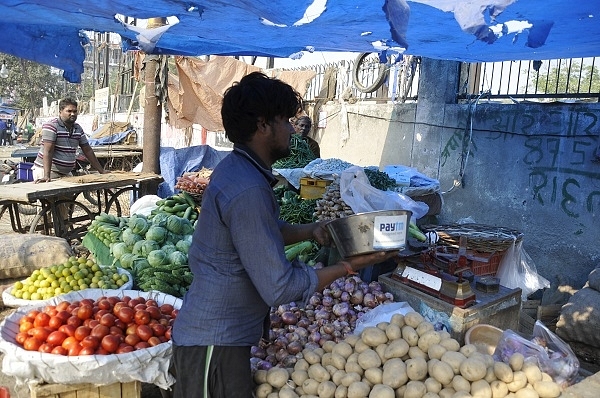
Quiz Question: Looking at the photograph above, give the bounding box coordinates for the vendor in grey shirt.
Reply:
[171,72,397,398]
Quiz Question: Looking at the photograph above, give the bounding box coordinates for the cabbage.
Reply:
[176,240,191,254]
[166,214,185,234]
[151,212,169,227]
[167,231,183,245]
[132,240,145,256]
[129,214,150,235]
[147,250,168,267]
[146,226,167,244]
[110,242,131,260]
[161,244,177,256]
[168,250,188,266]
[119,253,137,269]
[132,239,160,256]
[122,228,143,248]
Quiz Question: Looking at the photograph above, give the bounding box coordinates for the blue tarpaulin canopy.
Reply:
[0,0,598,83]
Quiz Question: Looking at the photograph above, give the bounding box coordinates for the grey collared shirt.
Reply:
[172,145,318,347]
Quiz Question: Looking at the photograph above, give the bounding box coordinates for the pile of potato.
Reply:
[253,312,563,398]
[313,180,354,222]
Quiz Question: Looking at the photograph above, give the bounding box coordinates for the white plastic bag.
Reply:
[130,194,161,216]
[340,166,429,220]
[496,240,550,300]
[354,301,414,335]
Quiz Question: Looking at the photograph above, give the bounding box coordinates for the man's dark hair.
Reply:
[59,97,78,111]
[221,72,302,144]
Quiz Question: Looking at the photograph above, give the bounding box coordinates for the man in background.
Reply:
[293,115,320,158]
[0,119,7,146]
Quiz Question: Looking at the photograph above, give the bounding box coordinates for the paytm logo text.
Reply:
[379,222,405,232]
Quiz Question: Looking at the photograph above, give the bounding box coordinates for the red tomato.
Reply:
[66,316,83,328]
[95,347,110,355]
[113,301,127,315]
[74,325,91,341]
[68,343,82,356]
[90,324,110,339]
[97,299,112,311]
[15,332,28,345]
[80,298,95,307]
[146,306,162,320]
[51,346,68,356]
[46,330,68,346]
[134,341,150,350]
[34,312,51,328]
[38,343,55,354]
[116,307,135,324]
[147,336,161,347]
[164,327,172,341]
[116,344,135,354]
[134,303,147,312]
[106,296,121,306]
[58,324,76,337]
[28,327,51,342]
[159,304,174,315]
[124,333,141,346]
[48,315,64,330]
[77,305,94,321]
[81,335,101,350]
[56,301,70,312]
[150,323,166,337]
[121,296,132,304]
[136,324,153,342]
[101,335,120,353]
[56,310,71,322]
[79,346,95,355]
[125,324,138,336]
[61,336,79,350]
[134,310,151,325]
[94,309,110,322]
[23,337,42,351]
[128,298,143,308]
[88,320,100,329]
[100,313,116,327]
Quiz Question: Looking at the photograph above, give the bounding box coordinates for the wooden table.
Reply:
[0,172,162,242]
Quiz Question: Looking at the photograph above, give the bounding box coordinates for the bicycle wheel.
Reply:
[105,187,135,217]
[29,200,94,242]
[352,52,389,93]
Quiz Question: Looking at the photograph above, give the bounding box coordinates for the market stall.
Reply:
[0,172,161,242]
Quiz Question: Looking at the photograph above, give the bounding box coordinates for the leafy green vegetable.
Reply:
[146,226,167,244]
[147,249,168,267]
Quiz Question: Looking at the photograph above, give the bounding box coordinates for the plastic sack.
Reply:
[340,166,428,220]
[496,240,550,300]
[302,158,355,180]
[493,321,579,387]
[130,194,161,216]
[353,301,414,335]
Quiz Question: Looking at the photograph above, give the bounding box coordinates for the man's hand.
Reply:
[313,221,332,246]
[35,177,51,184]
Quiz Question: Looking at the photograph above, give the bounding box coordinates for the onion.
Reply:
[344,281,355,293]
[297,318,310,329]
[275,348,289,362]
[350,289,364,305]
[309,331,321,343]
[269,313,282,328]
[315,309,330,321]
[333,302,349,317]
[274,336,289,348]
[321,323,335,335]
[295,326,309,339]
[266,344,279,357]
[304,341,320,351]
[287,341,303,355]
[281,311,298,325]
[277,304,290,314]
[265,355,277,365]
[330,287,342,299]
[363,293,377,308]
[281,355,298,367]
[309,295,321,306]
[322,296,334,307]
[374,291,387,303]
[250,345,267,359]
[257,360,273,370]
[340,291,350,302]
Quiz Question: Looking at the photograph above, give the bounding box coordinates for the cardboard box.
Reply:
[30,381,141,398]
[379,273,521,344]
[16,162,34,182]
[300,177,332,199]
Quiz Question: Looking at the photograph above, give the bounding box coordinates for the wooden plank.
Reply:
[29,382,141,398]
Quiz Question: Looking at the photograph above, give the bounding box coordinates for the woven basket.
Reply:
[182,190,203,206]
[422,223,523,253]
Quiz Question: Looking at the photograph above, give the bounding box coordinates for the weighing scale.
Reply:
[391,236,487,308]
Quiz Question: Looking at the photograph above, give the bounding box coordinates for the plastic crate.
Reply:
[435,246,505,276]
[16,162,33,182]
[299,177,332,199]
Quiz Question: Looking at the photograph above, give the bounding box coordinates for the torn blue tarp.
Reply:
[88,130,133,146]
[157,145,230,198]
[0,1,598,83]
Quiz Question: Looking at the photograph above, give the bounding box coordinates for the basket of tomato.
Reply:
[0,289,181,389]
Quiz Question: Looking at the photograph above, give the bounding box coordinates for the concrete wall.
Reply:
[311,59,600,290]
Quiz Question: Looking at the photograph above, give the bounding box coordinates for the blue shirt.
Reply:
[172,145,319,347]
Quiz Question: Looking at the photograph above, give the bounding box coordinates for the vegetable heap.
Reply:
[253,311,564,398]
[363,168,398,191]
[273,134,316,169]
[174,167,213,203]
[274,185,317,225]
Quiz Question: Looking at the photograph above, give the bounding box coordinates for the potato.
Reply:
[439,387,457,398]
[485,366,498,383]
[408,346,428,360]
[291,369,309,387]
[361,377,373,388]
[428,343,448,360]
[423,393,440,398]
[382,358,408,388]
[453,391,472,398]
[459,343,478,357]
[266,392,279,398]
[522,362,542,384]
[335,385,348,398]
[364,367,383,385]
[452,375,471,392]
[344,334,360,347]
[255,383,273,398]
[390,313,405,327]
[333,341,354,359]
[304,350,322,365]
[322,340,337,353]
[326,365,339,377]
[347,381,370,398]
[266,367,289,389]
[471,379,492,397]
[375,343,388,363]
[385,322,402,340]
[361,326,389,347]
[308,364,330,383]
[318,380,337,398]
[490,380,509,398]
[347,352,359,363]
[330,353,347,370]
[295,358,310,371]
[354,338,371,353]
[431,360,455,385]
[404,312,425,328]
[358,349,382,370]
[341,372,362,387]
[416,321,435,337]
[279,386,300,398]
[406,357,428,381]
[424,377,442,393]
[254,369,268,385]
[332,369,347,385]
[295,386,305,396]
[384,337,410,359]
[460,357,487,382]
[509,353,525,371]
[439,330,451,340]
[506,371,528,392]
[494,362,514,383]
[532,381,560,398]
[428,358,440,375]
[514,389,539,398]
[402,325,420,347]
[439,338,461,352]
[418,330,442,352]
[404,380,427,398]
[377,321,391,330]
[302,378,320,395]
[540,373,552,382]
[369,384,395,398]
[396,385,407,397]
[322,353,334,367]
[441,350,467,374]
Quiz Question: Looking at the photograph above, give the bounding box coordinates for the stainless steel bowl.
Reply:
[326,210,412,258]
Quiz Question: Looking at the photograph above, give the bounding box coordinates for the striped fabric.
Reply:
[33,117,89,176]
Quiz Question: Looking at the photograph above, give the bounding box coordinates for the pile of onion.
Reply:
[250,275,394,371]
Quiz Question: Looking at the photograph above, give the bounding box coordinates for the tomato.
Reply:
[56,301,70,312]
[125,324,138,336]
[146,306,162,320]
[68,343,82,356]
[171,309,179,319]
[47,330,68,346]
[109,326,124,340]
[134,341,150,350]
[150,323,166,337]
[15,332,28,345]
[45,306,58,317]
[81,335,101,350]
[94,309,110,322]
[96,299,111,311]
[116,307,135,324]
[116,345,135,354]
[134,310,151,325]
[128,298,143,308]
[134,303,147,312]
[28,327,51,342]
[56,310,71,322]
[74,325,91,341]
[61,336,79,350]
[145,299,159,307]
[136,324,153,342]
[114,319,126,331]
[58,324,76,337]
[88,320,100,329]
[26,310,40,320]
[66,316,83,328]
[107,296,121,306]
[100,313,116,327]
[113,301,127,314]
[90,324,110,339]
[95,347,110,355]
[76,305,94,321]
[38,342,54,354]
[51,346,68,356]
[147,336,161,347]
[80,298,95,307]
[48,315,63,330]
[23,337,42,351]
[164,327,172,341]
[34,312,51,328]
[79,346,96,355]
[101,335,120,353]
[19,321,34,334]
[121,296,132,304]
[124,333,141,346]
[159,304,174,315]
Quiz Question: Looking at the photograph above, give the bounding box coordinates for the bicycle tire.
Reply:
[29,199,94,242]
[17,203,39,216]
[352,52,389,93]
[105,187,135,217]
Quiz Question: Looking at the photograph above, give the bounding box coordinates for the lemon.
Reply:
[14,281,23,289]
[22,291,31,300]
[31,292,41,300]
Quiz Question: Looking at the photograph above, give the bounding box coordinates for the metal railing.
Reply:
[458,57,600,102]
